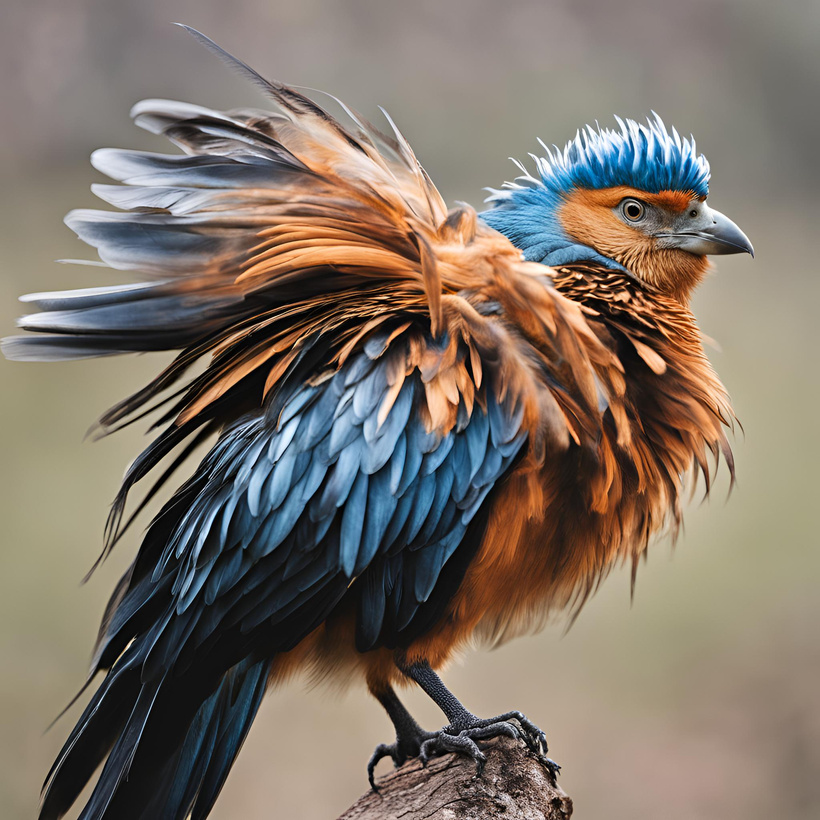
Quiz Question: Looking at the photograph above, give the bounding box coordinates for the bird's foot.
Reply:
[419,710,559,779]
[368,727,438,790]
[368,713,559,789]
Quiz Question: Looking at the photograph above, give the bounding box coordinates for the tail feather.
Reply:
[40,647,145,820]
[41,651,271,820]
[164,657,270,820]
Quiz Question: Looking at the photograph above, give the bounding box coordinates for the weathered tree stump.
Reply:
[335,735,573,819]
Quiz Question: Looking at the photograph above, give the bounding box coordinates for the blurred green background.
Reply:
[2,1,818,818]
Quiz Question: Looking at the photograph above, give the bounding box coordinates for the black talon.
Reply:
[367,743,397,791]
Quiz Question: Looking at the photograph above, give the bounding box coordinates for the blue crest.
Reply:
[488,113,710,201]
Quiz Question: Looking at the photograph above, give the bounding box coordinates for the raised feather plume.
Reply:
[486,112,711,205]
[3,29,607,580]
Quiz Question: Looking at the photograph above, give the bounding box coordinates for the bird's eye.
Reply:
[621,199,645,222]
[689,209,698,218]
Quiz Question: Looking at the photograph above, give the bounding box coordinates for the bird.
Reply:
[3,26,752,820]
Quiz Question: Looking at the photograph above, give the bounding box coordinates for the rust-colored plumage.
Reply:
[4,30,751,820]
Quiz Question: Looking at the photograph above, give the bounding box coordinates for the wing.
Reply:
[2,58,615,550]
[93,327,529,682]
[4,43,621,671]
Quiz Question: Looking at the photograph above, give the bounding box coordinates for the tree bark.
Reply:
[335,736,573,820]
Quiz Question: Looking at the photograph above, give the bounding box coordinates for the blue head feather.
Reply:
[481,114,711,270]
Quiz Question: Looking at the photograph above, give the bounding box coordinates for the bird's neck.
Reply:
[548,261,735,476]
[480,190,625,271]
[548,264,707,359]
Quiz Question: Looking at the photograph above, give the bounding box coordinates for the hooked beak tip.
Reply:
[705,208,754,257]
[661,207,753,259]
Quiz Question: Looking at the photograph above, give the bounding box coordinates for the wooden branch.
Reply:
[336,736,573,820]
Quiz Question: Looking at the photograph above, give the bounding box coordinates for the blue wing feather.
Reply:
[128,339,526,670]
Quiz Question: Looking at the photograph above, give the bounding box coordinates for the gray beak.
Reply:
[661,207,754,258]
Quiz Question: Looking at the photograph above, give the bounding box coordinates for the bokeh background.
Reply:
[2,1,818,818]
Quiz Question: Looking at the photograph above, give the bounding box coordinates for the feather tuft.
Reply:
[487,113,710,205]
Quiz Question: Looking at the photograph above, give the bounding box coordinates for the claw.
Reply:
[542,756,561,781]
[367,743,393,790]
[473,749,488,778]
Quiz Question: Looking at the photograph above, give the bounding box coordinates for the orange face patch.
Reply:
[557,186,710,302]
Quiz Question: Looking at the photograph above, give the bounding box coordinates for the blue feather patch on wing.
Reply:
[115,334,526,676]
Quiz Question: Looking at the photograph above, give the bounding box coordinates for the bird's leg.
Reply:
[367,684,437,789]
[398,658,559,779]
